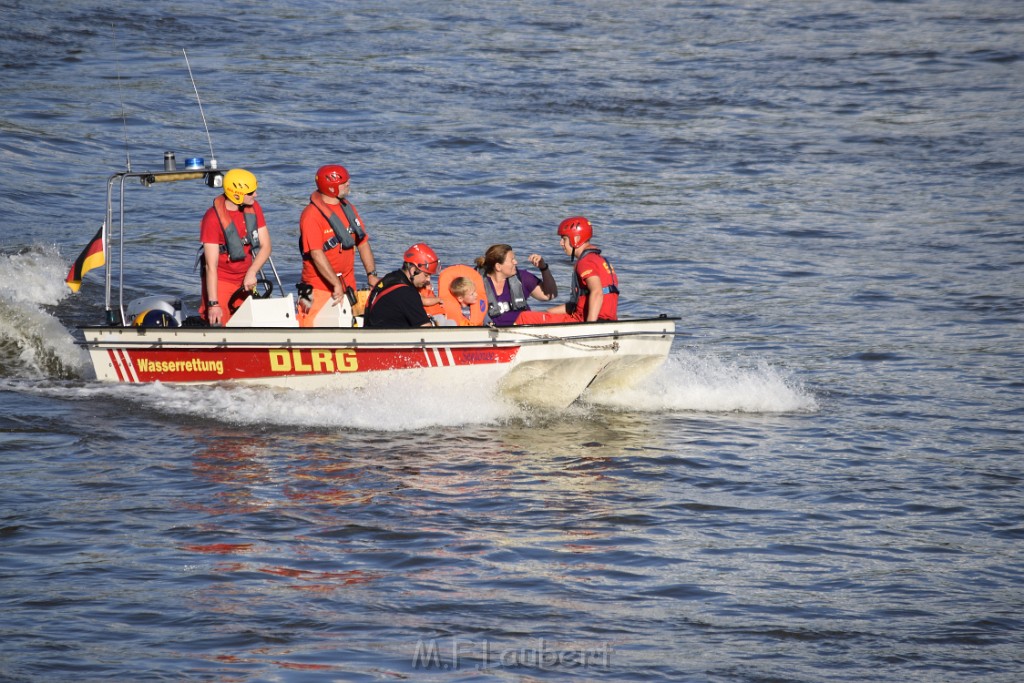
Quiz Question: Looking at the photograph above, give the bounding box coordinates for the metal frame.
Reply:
[104,168,218,325]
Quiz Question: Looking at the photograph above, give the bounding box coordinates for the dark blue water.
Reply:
[1,1,1022,681]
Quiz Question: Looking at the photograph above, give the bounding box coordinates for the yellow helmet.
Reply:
[223,168,258,205]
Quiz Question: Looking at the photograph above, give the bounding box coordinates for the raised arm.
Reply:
[527,253,557,300]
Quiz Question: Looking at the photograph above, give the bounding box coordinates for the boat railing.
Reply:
[78,319,682,350]
[104,167,224,327]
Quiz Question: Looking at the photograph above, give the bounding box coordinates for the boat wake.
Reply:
[587,349,818,414]
[12,376,519,431]
[0,246,89,380]
[13,345,817,432]
[3,246,816,425]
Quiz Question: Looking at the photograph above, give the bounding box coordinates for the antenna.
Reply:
[113,24,131,172]
[183,48,216,169]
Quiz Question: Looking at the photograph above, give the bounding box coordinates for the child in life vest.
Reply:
[449,277,478,324]
[434,276,488,326]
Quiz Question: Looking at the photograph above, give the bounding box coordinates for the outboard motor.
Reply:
[126,295,183,328]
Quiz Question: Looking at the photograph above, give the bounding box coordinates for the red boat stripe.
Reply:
[107,349,125,382]
[117,350,133,383]
[432,347,452,367]
[112,349,139,383]
[97,343,523,382]
[121,350,140,382]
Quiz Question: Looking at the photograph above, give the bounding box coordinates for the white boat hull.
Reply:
[81,317,676,408]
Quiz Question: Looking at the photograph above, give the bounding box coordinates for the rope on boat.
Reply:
[489,324,620,351]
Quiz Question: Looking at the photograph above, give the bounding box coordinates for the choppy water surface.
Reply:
[1,1,1022,681]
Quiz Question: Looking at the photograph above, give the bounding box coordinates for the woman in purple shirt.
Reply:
[474,244,558,326]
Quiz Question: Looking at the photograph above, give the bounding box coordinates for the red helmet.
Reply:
[404,243,439,275]
[557,216,593,249]
[315,164,350,197]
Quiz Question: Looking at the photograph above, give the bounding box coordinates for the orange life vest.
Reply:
[567,248,619,315]
[304,192,367,258]
[438,265,487,326]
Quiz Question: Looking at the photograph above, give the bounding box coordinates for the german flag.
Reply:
[65,224,106,292]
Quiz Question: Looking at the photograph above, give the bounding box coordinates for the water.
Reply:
[1,1,1022,680]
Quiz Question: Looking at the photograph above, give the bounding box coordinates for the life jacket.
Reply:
[364,270,411,316]
[438,265,487,326]
[302,192,367,259]
[416,283,445,316]
[480,269,528,318]
[568,248,619,312]
[212,195,260,261]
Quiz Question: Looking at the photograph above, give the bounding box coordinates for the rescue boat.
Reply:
[77,166,677,409]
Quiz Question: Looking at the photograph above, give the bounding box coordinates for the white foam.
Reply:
[587,348,818,414]
[30,375,520,431]
[0,247,90,378]
[178,376,517,430]
[34,347,816,430]
[0,244,73,305]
